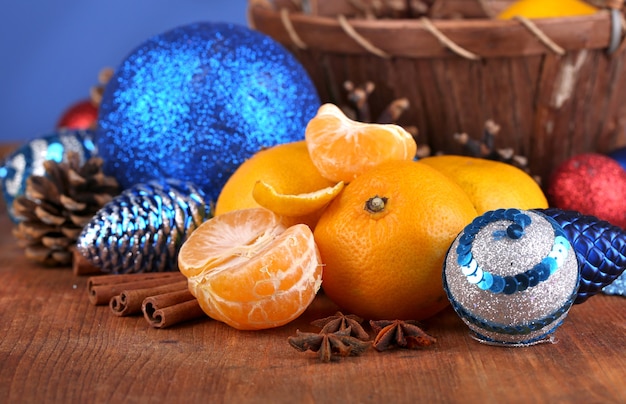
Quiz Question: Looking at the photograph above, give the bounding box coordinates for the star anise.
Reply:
[310,311,370,340]
[288,328,371,362]
[369,319,436,351]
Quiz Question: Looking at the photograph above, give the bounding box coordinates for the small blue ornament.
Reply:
[536,208,626,303]
[76,179,211,274]
[607,146,626,172]
[0,129,97,222]
[603,272,626,297]
[443,209,580,346]
[96,22,320,203]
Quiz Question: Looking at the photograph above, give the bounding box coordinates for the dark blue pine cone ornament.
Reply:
[76,179,211,274]
[535,208,626,303]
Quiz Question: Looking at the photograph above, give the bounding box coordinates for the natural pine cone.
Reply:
[12,152,120,266]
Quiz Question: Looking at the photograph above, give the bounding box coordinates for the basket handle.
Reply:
[607,0,625,53]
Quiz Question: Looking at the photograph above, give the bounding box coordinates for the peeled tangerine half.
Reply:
[305,103,417,183]
[178,208,323,330]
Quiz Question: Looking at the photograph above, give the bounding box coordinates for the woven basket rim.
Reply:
[249,1,624,59]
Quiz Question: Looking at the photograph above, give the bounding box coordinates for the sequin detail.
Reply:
[0,129,97,222]
[456,209,570,294]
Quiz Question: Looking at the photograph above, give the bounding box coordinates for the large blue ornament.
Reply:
[76,179,211,274]
[536,208,626,303]
[0,129,97,222]
[96,22,320,203]
[443,209,580,346]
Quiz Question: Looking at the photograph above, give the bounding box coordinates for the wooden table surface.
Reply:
[1,144,625,403]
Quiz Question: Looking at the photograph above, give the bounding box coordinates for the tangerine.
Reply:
[215,141,337,228]
[419,155,548,215]
[314,160,478,320]
[305,103,417,183]
[178,208,323,330]
[497,0,597,19]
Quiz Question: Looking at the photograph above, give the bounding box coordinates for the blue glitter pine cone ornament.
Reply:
[96,22,320,203]
[536,208,626,302]
[76,179,211,274]
[0,129,97,222]
[443,209,580,346]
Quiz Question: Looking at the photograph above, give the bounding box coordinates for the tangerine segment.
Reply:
[178,208,288,278]
[305,103,417,183]
[178,208,323,330]
[252,180,345,217]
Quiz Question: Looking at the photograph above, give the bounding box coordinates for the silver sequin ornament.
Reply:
[443,209,579,346]
[0,129,97,222]
[76,179,210,274]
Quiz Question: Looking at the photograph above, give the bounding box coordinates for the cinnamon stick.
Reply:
[87,272,185,305]
[109,280,189,317]
[142,289,205,329]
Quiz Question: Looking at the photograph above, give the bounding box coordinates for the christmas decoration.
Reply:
[443,209,579,346]
[0,129,98,222]
[607,146,626,171]
[536,208,626,303]
[76,179,211,274]
[56,100,98,130]
[56,67,113,130]
[547,153,626,229]
[603,272,626,297]
[96,22,320,203]
[11,152,120,266]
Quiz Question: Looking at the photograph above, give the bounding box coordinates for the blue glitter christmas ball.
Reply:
[443,209,579,346]
[0,129,97,222]
[96,22,320,202]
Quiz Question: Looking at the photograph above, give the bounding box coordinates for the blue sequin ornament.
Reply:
[536,208,626,302]
[443,209,580,346]
[0,129,97,222]
[96,22,320,203]
[76,179,211,274]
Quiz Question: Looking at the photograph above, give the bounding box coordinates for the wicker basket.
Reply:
[249,0,626,182]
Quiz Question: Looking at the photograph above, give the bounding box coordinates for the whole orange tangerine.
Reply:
[419,155,548,215]
[215,141,337,229]
[314,160,478,320]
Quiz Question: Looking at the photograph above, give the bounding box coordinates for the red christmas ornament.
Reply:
[547,153,626,228]
[57,99,98,130]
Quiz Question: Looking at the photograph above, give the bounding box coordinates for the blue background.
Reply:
[0,1,248,144]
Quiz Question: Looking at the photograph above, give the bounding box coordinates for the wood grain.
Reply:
[0,209,625,402]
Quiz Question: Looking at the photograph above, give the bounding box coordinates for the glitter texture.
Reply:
[96,22,320,203]
[547,153,626,229]
[443,210,579,346]
[76,179,211,274]
[0,129,97,222]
